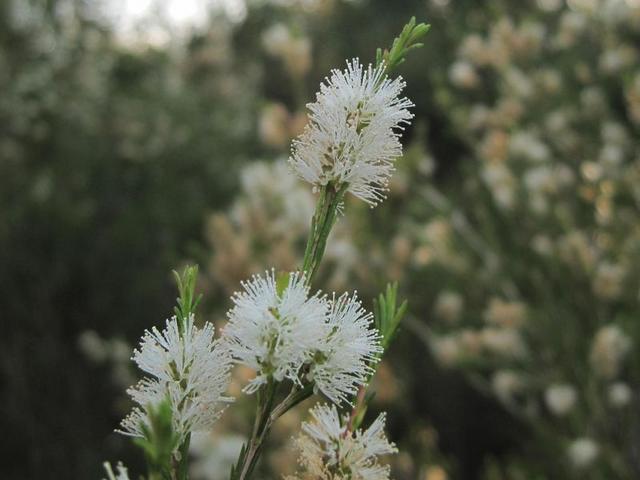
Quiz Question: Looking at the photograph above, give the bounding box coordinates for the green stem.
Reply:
[234,383,314,480]
[175,434,190,480]
[301,182,348,284]
[237,381,277,480]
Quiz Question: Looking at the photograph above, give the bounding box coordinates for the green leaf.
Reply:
[172,265,201,333]
[373,282,409,351]
[276,271,290,298]
[133,399,180,479]
[376,17,431,76]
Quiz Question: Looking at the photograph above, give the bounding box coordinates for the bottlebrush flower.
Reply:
[222,270,329,392]
[309,292,382,405]
[287,404,397,480]
[289,59,414,207]
[222,271,381,402]
[118,315,233,444]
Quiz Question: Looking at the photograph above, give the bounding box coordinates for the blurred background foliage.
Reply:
[1,0,640,479]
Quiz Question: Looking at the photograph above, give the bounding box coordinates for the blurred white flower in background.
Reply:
[589,325,632,379]
[568,437,599,469]
[592,262,625,300]
[262,23,312,78]
[434,290,464,324]
[492,370,524,405]
[480,327,527,358]
[448,61,479,89]
[431,335,463,368]
[607,382,632,408]
[544,383,577,416]
[483,298,527,329]
[481,163,516,210]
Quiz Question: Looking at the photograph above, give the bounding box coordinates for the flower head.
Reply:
[288,404,397,480]
[223,270,329,392]
[290,59,414,207]
[222,271,381,403]
[118,315,233,444]
[309,292,382,405]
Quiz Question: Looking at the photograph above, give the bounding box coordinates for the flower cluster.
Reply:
[289,59,414,206]
[118,315,233,445]
[287,404,397,480]
[222,270,381,405]
[102,15,426,479]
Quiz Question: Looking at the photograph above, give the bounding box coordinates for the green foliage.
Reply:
[373,282,408,351]
[173,265,202,330]
[376,17,431,75]
[133,400,180,480]
[275,271,291,297]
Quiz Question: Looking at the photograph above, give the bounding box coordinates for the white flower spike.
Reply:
[223,270,329,392]
[310,292,382,405]
[288,404,397,480]
[118,315,233,444]
[290,59,414,207]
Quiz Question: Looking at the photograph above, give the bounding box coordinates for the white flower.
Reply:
[481,163,516,210]
[492,370,524,405]
[223,270,329,392]
[309,292,382,405]
[118,315,233,443]
[434,290,464,324]
[103,461,130,480]
[431,334,463,367]
[483,298,527,328]
[509,130,550,163]
[223,272,380,403]
[590,325,632,379]
[449,61,479,89]
[592,262,625,300]
[608,382,632,408]
[289,59,414,207]
[289,404,397,480]
[568,437,599,469]
[480,327,527,358]
[544,383,577,416]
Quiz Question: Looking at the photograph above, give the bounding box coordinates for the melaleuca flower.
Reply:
[309,292,382,405]
[222,270,329,392]
[118,315,233,444]
[289,59,414,207]
[103,461,130,480]
[287,404,397,480]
